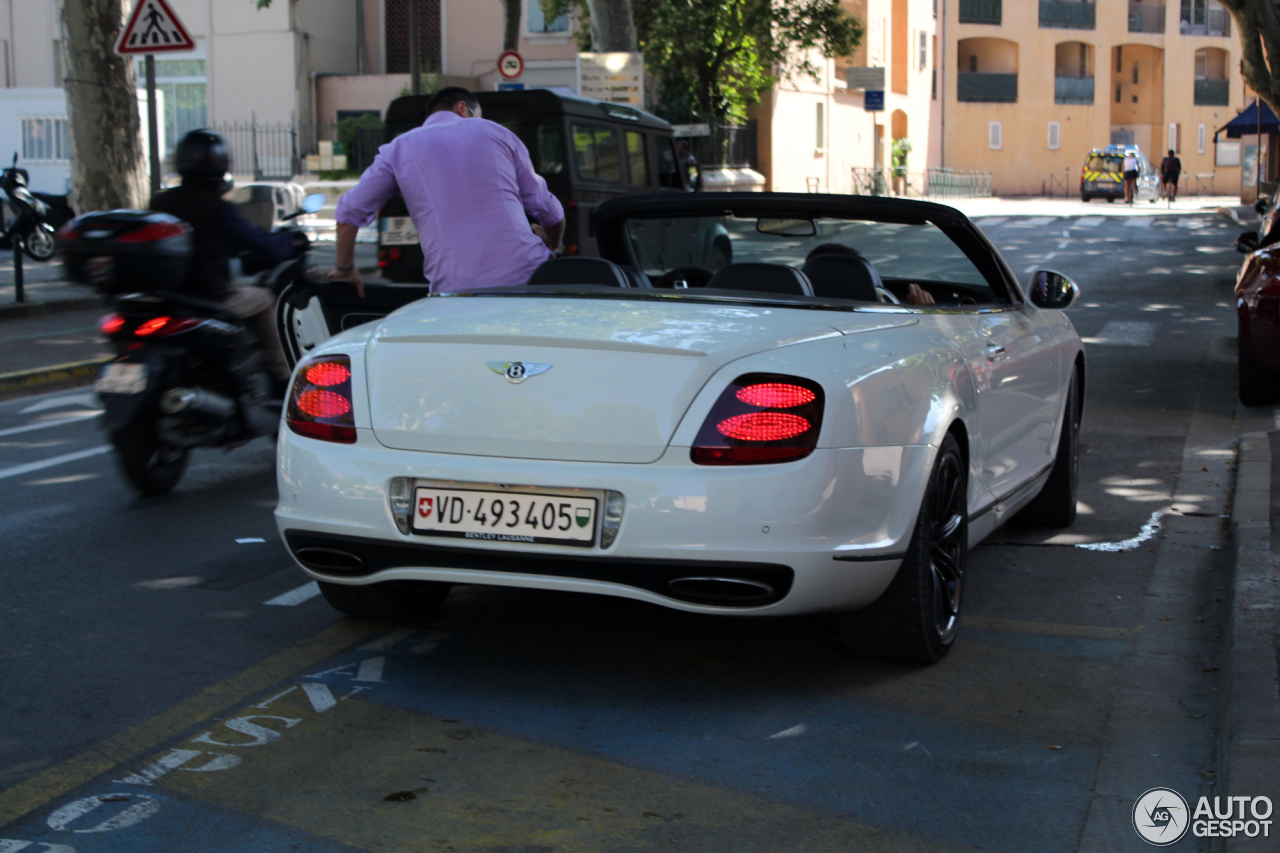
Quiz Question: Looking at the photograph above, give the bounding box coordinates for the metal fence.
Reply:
[1181,7,1230,36]
[1129,3,1165,33]
[1040,0,1096,28]
[924,168,993,198]
[959,0,1001,24]
[692,124,757,169]
[1055,75,1094,105]
[1194,79,1230,106]
[851,167,888,196]
[212,118,386,179]
[958,72,1018,103]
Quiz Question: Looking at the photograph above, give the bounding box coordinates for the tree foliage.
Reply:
[1220,0,1280,112]
[544,0,861,125]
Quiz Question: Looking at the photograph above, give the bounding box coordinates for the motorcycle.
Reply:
[0,153,72,261]
[58,193,325,495]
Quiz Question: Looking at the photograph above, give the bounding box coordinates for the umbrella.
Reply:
[1215,99,1280,141]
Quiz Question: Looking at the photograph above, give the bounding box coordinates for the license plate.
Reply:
[95,362,147,395]
[412,487,597,546]
[380,216,418,246]
[87,255,115,286]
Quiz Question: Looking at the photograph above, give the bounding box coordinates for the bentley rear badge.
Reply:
[487,361,552,384]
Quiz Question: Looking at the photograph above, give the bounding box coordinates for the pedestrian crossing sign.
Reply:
[115,0,196,55]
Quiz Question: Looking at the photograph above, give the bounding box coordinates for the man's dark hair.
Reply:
[806,242,862,262]
[427,86,480,116]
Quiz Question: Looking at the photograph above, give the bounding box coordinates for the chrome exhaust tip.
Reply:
[667,576,775,605]
[294,547,365,574]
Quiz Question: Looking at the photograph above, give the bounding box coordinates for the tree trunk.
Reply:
[588,0,637,52]
[502,0,520,51]
[60,0,148,212]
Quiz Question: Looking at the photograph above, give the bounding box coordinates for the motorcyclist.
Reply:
[149,129,304,398]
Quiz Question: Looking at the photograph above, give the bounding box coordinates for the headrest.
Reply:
[527,257,638,288]
[801,253,882,302]
[705,262,814,296]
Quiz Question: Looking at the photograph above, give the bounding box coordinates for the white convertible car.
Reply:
[275,193,1083,663]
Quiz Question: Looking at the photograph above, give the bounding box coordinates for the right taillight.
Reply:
[287,355,356,443]
[691,373,825,465]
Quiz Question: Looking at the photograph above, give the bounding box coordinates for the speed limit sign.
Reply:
[498,50,524,80]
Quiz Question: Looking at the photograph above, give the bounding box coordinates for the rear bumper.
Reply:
[274,429,930,615]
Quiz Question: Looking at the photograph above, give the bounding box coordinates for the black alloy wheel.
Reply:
[839,433,967,663]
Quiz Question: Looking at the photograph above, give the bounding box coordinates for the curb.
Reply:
[0,295,105,321]
[0,357,110,397]
[1222,432,1280,853]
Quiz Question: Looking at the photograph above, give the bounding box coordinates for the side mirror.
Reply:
[300,193,326,215]
[1236,231,1261,254]
[1026,269,1079,310]
[1255,199,1269,215]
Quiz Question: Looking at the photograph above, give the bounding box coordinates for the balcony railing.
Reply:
[959,0,1001,24]
[1128,3,1165,33]
[1194,78,1230,105]
[1055,75,1094,104]
[1180,8,1231,36]
[958,72,1018,102]
[1040,0,1096,29]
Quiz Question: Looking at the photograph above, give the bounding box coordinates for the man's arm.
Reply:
[330,147,400,297]
[218,201,296,263]
[501,127,564,244]
[332,222,364,298]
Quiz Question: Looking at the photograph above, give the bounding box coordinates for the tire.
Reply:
[22,224,55,261]
[319,580,451,620]
[1106,197,1115,203]
[111,427,189,495]
[838,433,967,664]
[1080,195,1090,202]
[1238,336,1280,406]
[1015,373,1079,527]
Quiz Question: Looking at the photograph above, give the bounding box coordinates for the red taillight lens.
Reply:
[118,222,188,243]
[287,355,356,443]
[390,247,402,260]
[735,383,816,408]
[100,312,125,335]
[132,315,201,337]
[304,362,351,387]
[691,373,824,466]
[57,226,79,242]
[134,316,171,336]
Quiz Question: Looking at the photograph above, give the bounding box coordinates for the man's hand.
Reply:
[329,264,364,298]
[907,283,935,306]
[537,218,565,253]
[332,222,364,298]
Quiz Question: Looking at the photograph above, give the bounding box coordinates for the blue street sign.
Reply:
[864,90,884,111]
[498,82,525,91]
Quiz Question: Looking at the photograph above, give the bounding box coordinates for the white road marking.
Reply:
[0,445,112,481]
[355,656,385,683]
[1082,321,1157,346]
[235,537,265,544]
[301,682,337,714]
[1062,230,1070,238]
[192,715,301,749]
[768,724,807,739]
[45,793,160,833]
[20,393,99,414]
[1023,265,1038,274]
[0,841,75,852]
[264,581,320,606]
[1022,216,1054,226]
[1076,511,1165,552]
[0,411,101,438]
[361,628,416,651]
[1124,218,1153,227]
[1057,241,1069,249]
[1073,216,1104,227]
[975,217,1007,227]
[1178,218,1207,229]
[1044,252,1057,261]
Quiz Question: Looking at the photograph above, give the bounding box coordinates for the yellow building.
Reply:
[944,0,1243,197]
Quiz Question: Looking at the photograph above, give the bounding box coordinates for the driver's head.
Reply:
[426,87,481,120]
[176,129,230,188]
[806,242,863,262]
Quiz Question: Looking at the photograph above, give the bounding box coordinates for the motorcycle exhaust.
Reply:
[159,387,236,422]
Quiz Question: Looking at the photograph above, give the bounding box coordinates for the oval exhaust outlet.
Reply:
[667,576,774,605]
[295,547,364,574]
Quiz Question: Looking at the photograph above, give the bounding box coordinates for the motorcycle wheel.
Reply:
[111,428,189,495]
[22,224,55,261]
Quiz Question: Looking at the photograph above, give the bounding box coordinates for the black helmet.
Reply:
[176,129,229,184]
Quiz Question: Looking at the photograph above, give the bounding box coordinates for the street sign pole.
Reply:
[145,55,160,197]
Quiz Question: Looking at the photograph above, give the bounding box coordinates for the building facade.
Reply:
[944,0,1244,196]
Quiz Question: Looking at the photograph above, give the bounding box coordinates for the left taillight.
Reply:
[691,373,825,465]
[287,355,356,444]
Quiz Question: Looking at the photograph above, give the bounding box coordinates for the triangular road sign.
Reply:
[115,0,196,55]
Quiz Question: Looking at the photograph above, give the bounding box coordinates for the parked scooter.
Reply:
[58,193,325,495]
[0,153,72,261]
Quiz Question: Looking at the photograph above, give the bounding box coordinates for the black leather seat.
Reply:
[527,257,649,288]
[705,262,814,296]
[800,254,882,302]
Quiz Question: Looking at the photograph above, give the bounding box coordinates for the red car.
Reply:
[1234,228,1280,404]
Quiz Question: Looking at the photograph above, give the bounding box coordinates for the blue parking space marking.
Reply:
[0,788,361,853]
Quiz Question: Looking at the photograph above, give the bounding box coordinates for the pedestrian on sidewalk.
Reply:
[1123,149,1139,204]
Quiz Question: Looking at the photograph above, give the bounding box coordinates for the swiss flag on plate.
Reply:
[418,497,433,519]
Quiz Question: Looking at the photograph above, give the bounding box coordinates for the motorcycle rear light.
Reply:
[100,313,125,335]
[133,315,201,337]
[304,362,351,387]
[287,354,356,444]
[118,221,190,243]
[134,316,171,336]
[691,373,824,466]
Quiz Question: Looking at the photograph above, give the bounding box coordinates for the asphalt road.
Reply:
[0,211,1266,852]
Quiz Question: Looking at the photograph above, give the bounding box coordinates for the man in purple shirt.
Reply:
[330,87,564,295]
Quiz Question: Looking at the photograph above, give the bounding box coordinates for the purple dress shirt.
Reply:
[334,111,564,292]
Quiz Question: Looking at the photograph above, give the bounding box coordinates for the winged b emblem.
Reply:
[487,361,553,384]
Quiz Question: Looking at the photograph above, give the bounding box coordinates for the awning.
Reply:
[1215,100,1280,141]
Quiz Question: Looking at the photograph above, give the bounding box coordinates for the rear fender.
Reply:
[100,350,170,432]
